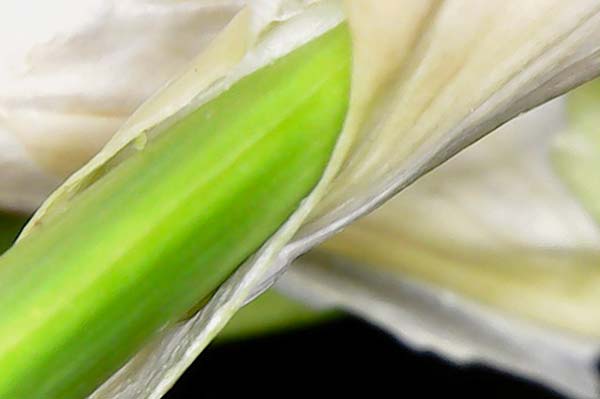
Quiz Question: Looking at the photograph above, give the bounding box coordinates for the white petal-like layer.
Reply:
[0,0,244,211]
[279,255,599,399]
[315,98,600,335]
[0,127,59,212]
[278,98,600,398]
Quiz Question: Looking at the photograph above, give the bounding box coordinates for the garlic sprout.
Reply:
[2,1,600,398]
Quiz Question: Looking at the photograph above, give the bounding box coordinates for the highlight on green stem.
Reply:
[0,23,351,399]
[0,213,332,346]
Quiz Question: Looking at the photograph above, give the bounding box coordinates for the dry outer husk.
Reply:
[277,98,600,398]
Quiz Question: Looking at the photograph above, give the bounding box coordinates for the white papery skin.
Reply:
[0,0,245,212]
[279,98,600,398]
[316,98,600,335]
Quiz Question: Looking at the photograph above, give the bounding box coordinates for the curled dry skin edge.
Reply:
[280,256,600,399]
[278,97,600,398]
[9,0,600,398]
[318,97,600,336]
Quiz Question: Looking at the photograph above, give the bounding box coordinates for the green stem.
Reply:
[0,24,351,399]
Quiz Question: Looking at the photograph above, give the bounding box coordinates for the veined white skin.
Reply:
[279,97,600,398]
[0,0,245,212]
[3,1,600,398]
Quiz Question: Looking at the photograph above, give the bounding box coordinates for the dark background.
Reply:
[165,316,566,398]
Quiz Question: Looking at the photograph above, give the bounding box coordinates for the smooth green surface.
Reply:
[553,78,600,224]
[0,24,351,399]
[1,214,334,357]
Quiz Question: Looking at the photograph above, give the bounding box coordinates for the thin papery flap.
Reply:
[279,80,600,394]
[315,98,600,337]
[303,0,600,224]
[278,98,600,397]
[278,255,599,399]
[252,0,600,299]
[12,1,591,397]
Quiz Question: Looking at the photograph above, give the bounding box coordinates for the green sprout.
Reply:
[0,24,351,399]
